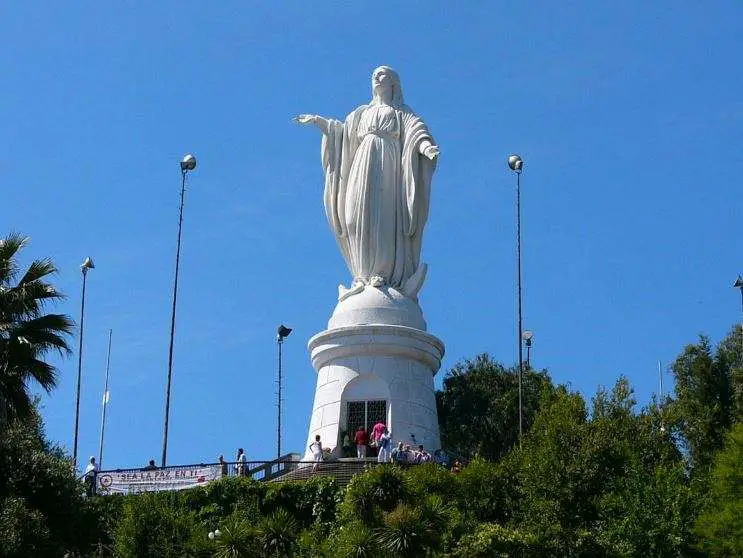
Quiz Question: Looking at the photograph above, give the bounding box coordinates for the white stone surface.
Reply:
[297,65,445,463]
[302,325,444,461]
[295,65,439,300]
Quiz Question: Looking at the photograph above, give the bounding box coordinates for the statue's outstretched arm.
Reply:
[293,114,331,135]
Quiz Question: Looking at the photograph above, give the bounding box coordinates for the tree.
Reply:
[436,354,554,461]
[0,233,73,427]
[0,404,97,557]
[693,423,743,556]
[670,334,736,473]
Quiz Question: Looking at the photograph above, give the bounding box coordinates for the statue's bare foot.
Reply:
[369,276,385,287]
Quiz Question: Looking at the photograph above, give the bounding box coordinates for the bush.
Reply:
[113,492,209,558]
[339,465,412,526]
[376,503,436,557]
[258,508,299,557]
[455,522,539,557]
[263,476,339,526]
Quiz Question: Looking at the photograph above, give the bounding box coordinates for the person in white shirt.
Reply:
[236,448,247,477]
[84,456,99,496]
[377,428,392,463]
[309,435,323,471]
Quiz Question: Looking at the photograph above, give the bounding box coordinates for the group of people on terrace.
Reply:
[344,422,439,464]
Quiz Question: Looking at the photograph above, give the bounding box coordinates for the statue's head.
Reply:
[371,65,404,107]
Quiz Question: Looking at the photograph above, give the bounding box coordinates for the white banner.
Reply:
[96,464,222,495]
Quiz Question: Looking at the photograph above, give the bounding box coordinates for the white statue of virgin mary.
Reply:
[296,66,439,301]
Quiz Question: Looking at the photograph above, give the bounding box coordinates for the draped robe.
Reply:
[321,102,436,296]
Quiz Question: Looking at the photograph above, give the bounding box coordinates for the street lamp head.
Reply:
[180,153,197,172]
[522,330,533,341]
[277,324,292,340]
[734,275,743,289]
[508,154,523,173]
[80,257,95,273]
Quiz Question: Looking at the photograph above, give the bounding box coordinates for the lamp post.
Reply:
[522,330,533,369]
[276,325,292,460]
[161,153,196,467]
[508,154,525,441]
[734,275,743,359]
[98,329,113,469]
[73,257,94,470]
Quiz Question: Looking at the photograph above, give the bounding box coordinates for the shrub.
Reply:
[455,522,539,557]
[213,512,261,558]
[113,492,209,558]
[339,465,412,525]
[258,508,300,557]
[376,503,436,557]
[263,476,339,526]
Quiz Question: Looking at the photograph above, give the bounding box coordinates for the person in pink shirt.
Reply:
[372,421,386,443]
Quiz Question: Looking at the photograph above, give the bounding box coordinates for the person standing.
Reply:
[84,456,99,497]
[354,426,368,458]
[371,421,386,445]
[391,442,405,464]
[309,435,323,472]
[377,428,392,463]
[416,445,432,463]
[236,448,247,477]
[218,455,228,477]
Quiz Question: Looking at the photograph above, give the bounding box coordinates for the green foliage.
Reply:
[213,512,261,558]
[0,407,96,557]
[376,503,436,557]
[332,521,377,558]
[257,508,299,557]
[454,522,539,557]
[456,458,515,524]
[0,497,52,557]
[670,334,736,473]
[263,476,339,525]
[339,465,412,525]
[436,353,554,461]
[0,233,73,427]
[693,423,743,556]
[113,492,209,558]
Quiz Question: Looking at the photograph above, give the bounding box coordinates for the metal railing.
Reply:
[90,452,460,495]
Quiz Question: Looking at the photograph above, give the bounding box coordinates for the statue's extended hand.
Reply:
[423,144,440,161]
[293,114,316,125]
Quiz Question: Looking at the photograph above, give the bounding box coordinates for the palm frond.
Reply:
[0,233,28,285]
[5,358,59,392]
[17,258,58,286]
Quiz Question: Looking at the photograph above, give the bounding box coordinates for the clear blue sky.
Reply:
[2,2,741,470]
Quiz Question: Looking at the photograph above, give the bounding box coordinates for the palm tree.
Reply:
[0,233,73,426]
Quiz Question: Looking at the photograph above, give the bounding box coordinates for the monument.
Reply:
[295,66,444,460]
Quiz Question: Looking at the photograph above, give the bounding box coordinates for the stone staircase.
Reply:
[270,458,380,486]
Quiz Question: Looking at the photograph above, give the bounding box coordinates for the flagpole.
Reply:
[98,329,113,469]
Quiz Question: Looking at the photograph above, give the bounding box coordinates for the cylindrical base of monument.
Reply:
[302,325,444,462]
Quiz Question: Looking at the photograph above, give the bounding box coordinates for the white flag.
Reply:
[102,390,110,405]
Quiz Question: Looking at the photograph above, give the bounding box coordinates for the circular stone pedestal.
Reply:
[329,286,426,330]
[302,324,444,462]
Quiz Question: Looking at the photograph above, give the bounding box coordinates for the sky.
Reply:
[1,2,741,471]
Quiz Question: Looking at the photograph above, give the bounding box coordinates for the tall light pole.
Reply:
[161,153,196,467]
[508,154,525,441]
[734,275,743,359]
[98,329,113,469]
[276,325,292,460]
[73,256,95,470]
